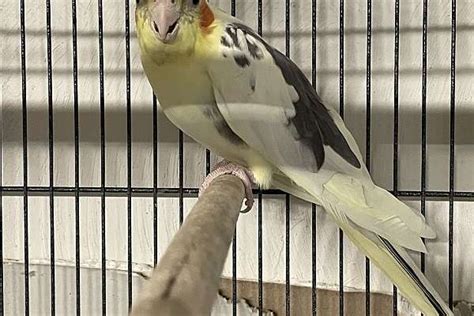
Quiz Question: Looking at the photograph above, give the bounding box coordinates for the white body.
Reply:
[136,4,454,315]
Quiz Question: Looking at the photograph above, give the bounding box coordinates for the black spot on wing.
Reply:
[231,23,361,169]
[246,36,264,60]
[223,26,264,69]
[224,27,240,49]
[220,35,232,48]
[234,55,250,68]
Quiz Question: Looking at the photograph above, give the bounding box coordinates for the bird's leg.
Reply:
[199,160,255,213]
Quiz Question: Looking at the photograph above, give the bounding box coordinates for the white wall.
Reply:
[1,0,473,314]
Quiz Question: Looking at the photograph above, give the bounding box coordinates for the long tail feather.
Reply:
[273,172,452,315]
[324,206,453,316]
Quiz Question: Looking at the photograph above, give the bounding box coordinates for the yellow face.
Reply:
[135,0,206,65]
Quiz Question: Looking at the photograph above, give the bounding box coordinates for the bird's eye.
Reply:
[136,0,140,5]
[186,0,200,8]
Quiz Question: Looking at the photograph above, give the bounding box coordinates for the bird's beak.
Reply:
[150,0,181,43]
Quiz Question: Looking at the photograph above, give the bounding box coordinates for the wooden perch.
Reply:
[130,175,245,316]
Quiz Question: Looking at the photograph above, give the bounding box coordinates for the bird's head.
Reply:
[135,0,215,63]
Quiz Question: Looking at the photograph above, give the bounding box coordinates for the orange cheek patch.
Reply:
[200,2,215,30]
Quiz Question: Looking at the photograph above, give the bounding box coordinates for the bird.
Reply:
[135,1,453,315]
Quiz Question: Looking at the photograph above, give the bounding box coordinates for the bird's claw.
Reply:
[199,160,255,213]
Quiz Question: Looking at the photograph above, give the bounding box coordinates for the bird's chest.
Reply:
[144,59,248,163]
[145,61,213,108]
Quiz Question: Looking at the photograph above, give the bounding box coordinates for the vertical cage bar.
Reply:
[46,0,55,313]
[153,94,158,267]
[231,0,235,16]
[312,0,317,89]
[20,0,30,313]
[72,0,81,311]
[392,0,400,313]
[420,0,428,276]
[338,0,345,314]
[256,2,263,314]
[178,129,184,226]
[0,61,2,307]
[311,1,318,314]
[97,0,107,312]
[365,0,372,314]
[258,192,263,316]
[338,4,345,118]
[205,150,211,175]
[232,232,237,316]
[178,128,184,225]
[0,190,2,316]
[311,204,317,316]
[448,0,456,310]
[285,0,290,54]
[338,231,344,315]
[125,0,133,308]
[229,10,238,316]
[285,0,291,314]
[285,195,290,316]
[230,1,237,314]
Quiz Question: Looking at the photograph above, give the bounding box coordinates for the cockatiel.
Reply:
[135,1,453,315]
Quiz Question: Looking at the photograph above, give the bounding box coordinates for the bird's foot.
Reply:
[199,160,255,213]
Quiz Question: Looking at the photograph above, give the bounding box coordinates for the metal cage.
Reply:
[1,0,472,315]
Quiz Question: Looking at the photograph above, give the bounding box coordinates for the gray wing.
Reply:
[208,18,438,255]
[208,21,366,178]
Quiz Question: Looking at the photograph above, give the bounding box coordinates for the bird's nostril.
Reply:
[167,20,178,34]
[152,20,177,37]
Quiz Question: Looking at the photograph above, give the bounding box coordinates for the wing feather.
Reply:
[207,17,434,251]
[209,21,364,177]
